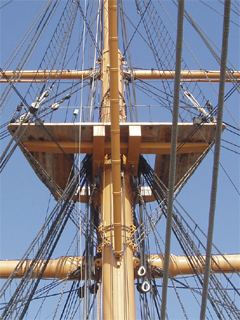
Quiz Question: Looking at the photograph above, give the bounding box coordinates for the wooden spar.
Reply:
[100,2,110,122]
[0,70,92,82]
[0,257,84,279]
[149,254,240,277]
[0,254,239,280]
[108,0,122,256]
[20,140,209,154]
[100,1,135,319]
[129,69,240,82]
[1,69,240,82]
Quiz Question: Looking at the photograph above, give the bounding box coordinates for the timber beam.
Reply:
[0,254,239,280]
[127,125,141,172]
[8,122,220,158]
[92,125,105,174]
[0,70,93,82]
[1,69,240,82]
[127,69,240,82]
[108,0,122,257]
[20,140,209,155]
[8,122,222,194]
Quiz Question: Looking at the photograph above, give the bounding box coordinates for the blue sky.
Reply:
[0,1,239,319]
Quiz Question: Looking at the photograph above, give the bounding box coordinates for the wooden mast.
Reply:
[100,1,135,318]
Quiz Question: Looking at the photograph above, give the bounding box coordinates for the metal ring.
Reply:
[141,280,151,293]
[137,265,146,277]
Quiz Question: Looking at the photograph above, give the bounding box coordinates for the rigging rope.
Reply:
[200,1,231,318]
[1,179,78,319]
[137,154,240,318]
[119,0,138,122]
[0,154,98,319]
[0,0,13,9]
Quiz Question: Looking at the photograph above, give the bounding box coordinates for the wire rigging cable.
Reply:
[0,154,97,319]
[199,0,240,27]
[136,154,240,318]
[200,1,231,318]
[160,1,185,316]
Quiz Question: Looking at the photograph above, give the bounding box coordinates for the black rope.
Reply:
[122,0,151,57]
[138,155,240,318]
[77,2,101,56]
[0,68,30,108]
